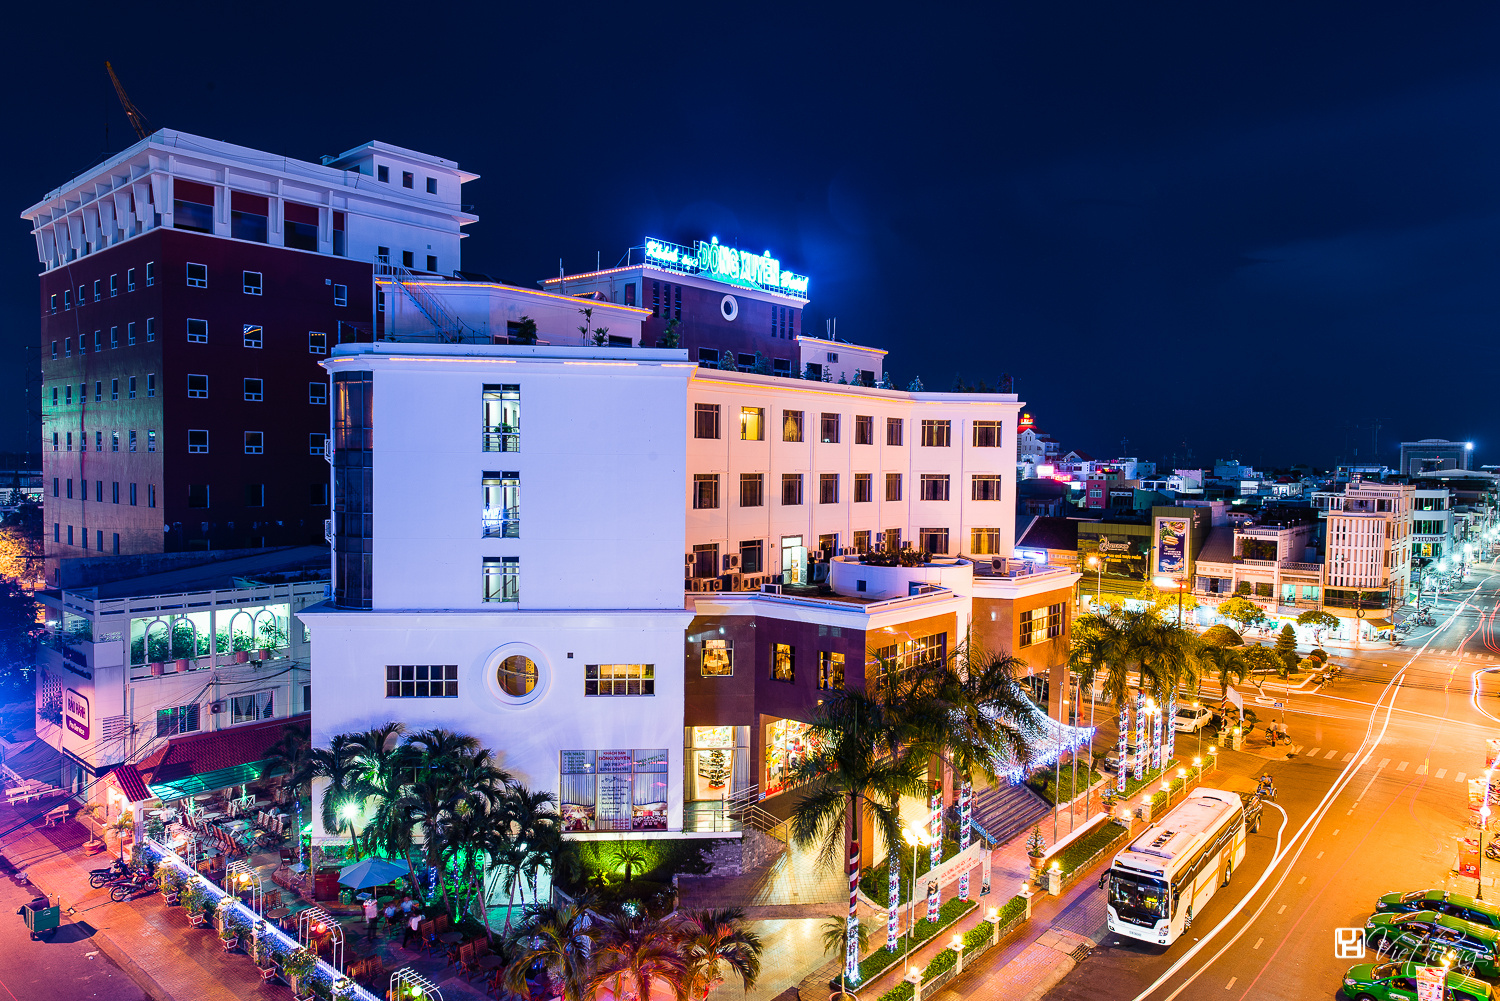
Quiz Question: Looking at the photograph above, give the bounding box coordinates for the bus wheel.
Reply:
[1183,907,1193,932]
[1223,863,1232,887]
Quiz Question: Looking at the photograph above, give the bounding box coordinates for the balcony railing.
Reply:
[482,426,520,452]
[481,510,520,539]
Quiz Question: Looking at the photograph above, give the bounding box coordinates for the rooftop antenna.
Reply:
[105,61,152,140]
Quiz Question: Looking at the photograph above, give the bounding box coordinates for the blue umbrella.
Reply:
[338,857,411,890]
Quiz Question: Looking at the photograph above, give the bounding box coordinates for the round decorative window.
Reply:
[497,655,537,697]
[720,294,739,321]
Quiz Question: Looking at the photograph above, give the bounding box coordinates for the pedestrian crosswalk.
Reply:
[1286,747,1475,783]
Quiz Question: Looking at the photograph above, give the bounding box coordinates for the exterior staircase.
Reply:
[971,781,1051,846]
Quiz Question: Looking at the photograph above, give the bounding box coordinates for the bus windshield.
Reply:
[1109,870,1169,920]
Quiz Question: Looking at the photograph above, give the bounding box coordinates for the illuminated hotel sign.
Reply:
[644,236,810,297]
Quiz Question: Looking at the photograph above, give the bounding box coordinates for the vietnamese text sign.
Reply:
[64,688,89,740]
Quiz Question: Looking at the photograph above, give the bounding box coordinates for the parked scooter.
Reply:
[88,857,130,888]
[109,870,158,903]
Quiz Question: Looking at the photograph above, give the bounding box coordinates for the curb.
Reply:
[1020,958,1075,1001]
[18,861,172,1001]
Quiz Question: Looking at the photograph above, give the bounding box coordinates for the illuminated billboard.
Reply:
[644,236,809,297]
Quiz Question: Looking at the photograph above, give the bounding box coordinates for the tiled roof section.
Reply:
[1018,516,1080,552]
[1196,525,1236,565]
[142,718,308,785]
[112,763,152,803]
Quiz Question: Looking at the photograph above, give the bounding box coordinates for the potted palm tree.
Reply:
[1025,827,1047,881]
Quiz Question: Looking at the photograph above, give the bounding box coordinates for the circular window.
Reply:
[720,294,739,321]
[497,655,537,697]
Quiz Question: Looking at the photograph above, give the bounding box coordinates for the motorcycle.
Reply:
[109,872,158,903]
[1487,841,1500,861]
[1256,775,1277,801]
[88,858,130,888]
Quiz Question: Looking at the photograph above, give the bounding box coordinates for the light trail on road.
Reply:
[1128,579,1492,1001]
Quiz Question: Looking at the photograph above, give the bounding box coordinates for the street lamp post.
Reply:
[1153,574,1188,626]
[1085,554,1103,606]
[901,826,930,973]
[1481,769,1493,902]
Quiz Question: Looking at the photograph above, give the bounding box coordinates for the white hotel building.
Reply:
[304,342,1078,848]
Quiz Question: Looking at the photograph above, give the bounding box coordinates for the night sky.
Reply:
[6,3,1498,470]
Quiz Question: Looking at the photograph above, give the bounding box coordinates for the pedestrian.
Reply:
[363,896,378,939]
[402,911,422,948]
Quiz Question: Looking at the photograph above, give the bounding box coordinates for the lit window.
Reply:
[385,665,458,698]
[739,407,764,441]
[483,557,520,603]
[309,331,327,355]
[772,644,794,683]
[584,664,655,697]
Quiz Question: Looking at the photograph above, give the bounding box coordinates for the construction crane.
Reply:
[106,61,152,141]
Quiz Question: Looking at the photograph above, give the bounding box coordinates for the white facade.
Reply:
[1323,480,1414,607]
[685,372,1021,579]
[35,573,318,790]
[794,335,886,385]
[22,131,477,275]
[303,344,695,836]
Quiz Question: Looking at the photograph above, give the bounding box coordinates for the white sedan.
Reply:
[1173,705,1213,733]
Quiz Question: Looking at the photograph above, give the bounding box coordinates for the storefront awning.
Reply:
[1366,618,1393,630]
[148,759,270,801]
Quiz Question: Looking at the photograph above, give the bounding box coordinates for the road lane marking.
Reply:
[1298,876,1306,884]
[1277,904,1286,914]
[1316,851,1324,859]
[1342,752,1355,763]
[1324,749,1339,759]
[1418,761,1430,775]
[1458,772,1467,782]
[1253,937,1262,949]
[1333,829,1340,835]
[1379,758,1390,768]
[1437,768,1447,778]
[1399,761,1409,771]
[1309,747,1321,757]
[1225,977,1236,990]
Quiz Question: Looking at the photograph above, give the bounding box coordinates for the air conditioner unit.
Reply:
[720,573,741,592]
[709,577,724,591]
[740,575,761,591]
[210,701,224,714]
[723,553,741,572]
[761,583,782,595]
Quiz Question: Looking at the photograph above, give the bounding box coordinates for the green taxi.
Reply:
[1376,889,1500,930]
[1364,910,1500,978]
[1342,960,1493,1001]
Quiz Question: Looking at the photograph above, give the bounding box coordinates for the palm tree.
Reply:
[907,647,1043,898]
[264,730,314,863]
[819,913,869,997]
[503,903,595,1001]
[312,734,370,840]
[677,908,763,1000]
[588,910,690,1001]
[485,784,560,933]
[786,687,929,988]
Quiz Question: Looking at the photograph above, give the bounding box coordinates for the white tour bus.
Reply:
[1105,788,1248,946]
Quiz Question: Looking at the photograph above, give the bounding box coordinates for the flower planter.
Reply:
[234,651,250,664]
[84,838,105,856]
[258,649,273,661]
[149,663,164,677]
[174,659,191,674]
[1027,855,1045,881]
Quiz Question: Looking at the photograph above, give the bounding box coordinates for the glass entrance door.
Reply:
[781,536,807,585]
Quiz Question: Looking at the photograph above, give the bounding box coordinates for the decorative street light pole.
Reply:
[1481,769,1493,902]
[1086,554,1103,606]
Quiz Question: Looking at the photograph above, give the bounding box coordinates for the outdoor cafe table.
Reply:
[438,931,463,945]
[478,955,503,971]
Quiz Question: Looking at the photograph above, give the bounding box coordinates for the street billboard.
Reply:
[1156,518,1189,575]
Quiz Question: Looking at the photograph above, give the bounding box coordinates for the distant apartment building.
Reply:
[1317,480,1414,625]
[23,129,475,582]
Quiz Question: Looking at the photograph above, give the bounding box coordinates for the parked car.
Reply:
[1375,890,1500,930]
[1173,705,1213,733]
[1364,910,1500,978]
[1342,960,1494,1001]
[1102,744,1140,773]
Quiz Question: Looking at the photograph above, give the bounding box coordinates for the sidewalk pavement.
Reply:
[0,797,490,1001]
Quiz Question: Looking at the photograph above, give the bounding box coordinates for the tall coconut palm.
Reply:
[503,903,595,1001]
[907,648,1044,899]
[488,785,561,932]
[312,733,370,840]
[677,908,763,999]
[1071,609,1136,791]
[588,910,690,1001]
[786,687,929,988]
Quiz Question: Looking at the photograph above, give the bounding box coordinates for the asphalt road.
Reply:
[0,858,144,1001]
[1046,565,1500,1001]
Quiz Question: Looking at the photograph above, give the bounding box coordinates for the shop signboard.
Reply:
[1080,532,1149,581]
[1487,738,1500,769]
[64,688,89,740]
[1156,518,1189,575]
[644,236,810,296]
[1415,965,1443,1001]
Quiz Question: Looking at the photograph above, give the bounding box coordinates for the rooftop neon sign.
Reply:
[644,236,809,297]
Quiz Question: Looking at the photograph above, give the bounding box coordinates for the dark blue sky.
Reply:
[6,2,1498,469]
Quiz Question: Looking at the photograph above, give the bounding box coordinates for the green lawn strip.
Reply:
[1117,759,1180,800]
[1050,821,1130,879]
[861,838,960,904]
[854,897,976,987]
[1028,766,1103,807]
[866,894,1029,1001]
